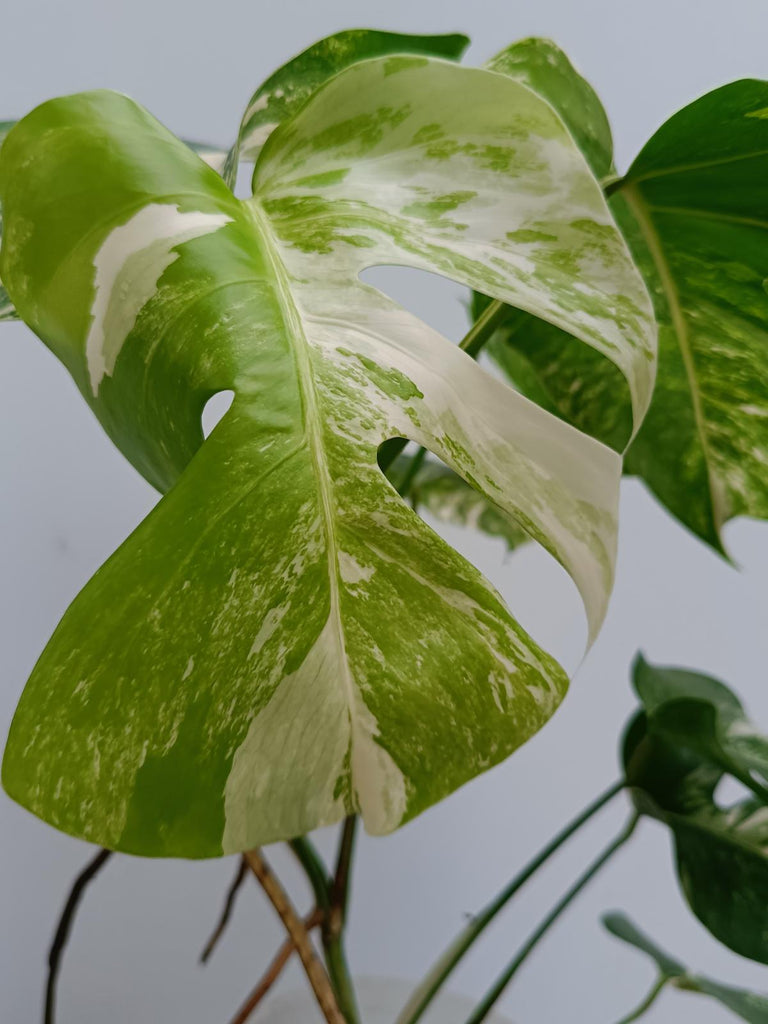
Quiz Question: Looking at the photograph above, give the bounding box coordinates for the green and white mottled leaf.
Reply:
[0,126,226,322]
[0,56,654,857]
[604,912,768,1023]
[222,29,470,188]
[486,38,614,180]
[469,38,639,453]
[624,657,768,962]
[474,50,768,548]
[386,454,528,551]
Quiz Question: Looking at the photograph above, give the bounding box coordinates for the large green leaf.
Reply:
[624,657,768,962]
[604,912,768,1023]
[0,56,654,857]
[222,29,470,187]
[477,42,768,548]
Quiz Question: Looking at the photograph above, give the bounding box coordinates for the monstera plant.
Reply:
[1,27,766,1024]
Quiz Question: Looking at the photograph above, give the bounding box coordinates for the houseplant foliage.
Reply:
[0,33,655,858]
[1,25,767,1024]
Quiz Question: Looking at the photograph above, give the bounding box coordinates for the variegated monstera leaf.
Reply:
[0,52,655,856]
[475,39,768,551]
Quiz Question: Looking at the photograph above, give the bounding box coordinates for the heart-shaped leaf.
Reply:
[624,657,768,962]
[475,41,768,549]
[604,912,768,1023]
[0,55,654,856]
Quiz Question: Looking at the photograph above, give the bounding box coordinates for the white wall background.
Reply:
[2,1,768,1021]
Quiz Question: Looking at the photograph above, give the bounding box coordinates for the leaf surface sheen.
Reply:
[0,56,654,856]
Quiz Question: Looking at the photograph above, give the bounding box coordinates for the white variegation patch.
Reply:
[85,203,231,394]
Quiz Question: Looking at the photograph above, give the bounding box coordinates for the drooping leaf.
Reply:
[604,912,768,1023]
[0,57,654,857]
[623,658,768,963]
[474,48,768,548]
[633,654,768,796]
[222,29,470,187]
[386,454,528,551]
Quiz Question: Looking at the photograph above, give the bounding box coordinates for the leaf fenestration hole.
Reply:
[360,265,469,344]
[202,390,235,439]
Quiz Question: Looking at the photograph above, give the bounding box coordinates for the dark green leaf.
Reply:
[624,657,768,963]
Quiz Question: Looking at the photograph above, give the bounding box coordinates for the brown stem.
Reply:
[228,910,321,1024]
[45,848,112,1024]
[244,849,346,1024]
[200,856,248,963]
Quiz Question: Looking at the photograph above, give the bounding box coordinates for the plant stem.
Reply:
[200,855,248,963]
[228,909,321,1024]
[465,814,640,1024]
[397,779,626,1024]
[459,299,506,359]
[378,298,506,477]
[332,816,358,927]
[289,837,333,913]
[44,848,112,1024]
[244,849,345,1024]
[614,975,669,1024]
[396,446,427,498]
[324,817,361,1024]
[288,832,361,1024]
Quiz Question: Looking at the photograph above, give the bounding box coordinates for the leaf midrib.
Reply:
[619,181,726,535]
[246,198,358,801]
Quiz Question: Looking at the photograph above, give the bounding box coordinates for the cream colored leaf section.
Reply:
[85,203,232,394]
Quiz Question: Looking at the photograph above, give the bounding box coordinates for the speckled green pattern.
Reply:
[477,48,768,548]
[222,29,469,187]
[1,57,653,857]
[486,38,614,180]
[617,84,768,544]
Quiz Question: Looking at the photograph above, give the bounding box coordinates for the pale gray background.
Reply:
[2,1,768,1021]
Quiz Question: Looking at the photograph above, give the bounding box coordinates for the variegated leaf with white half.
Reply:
[0,56,655,857]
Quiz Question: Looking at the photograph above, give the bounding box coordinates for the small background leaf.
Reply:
[624,656,768,962]
[604,912,768,1023]
[386,453,528,551]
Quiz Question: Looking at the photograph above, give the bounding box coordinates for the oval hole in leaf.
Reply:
[716,774,756,809]
[361,264,469,344]
[201,389,234,439]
